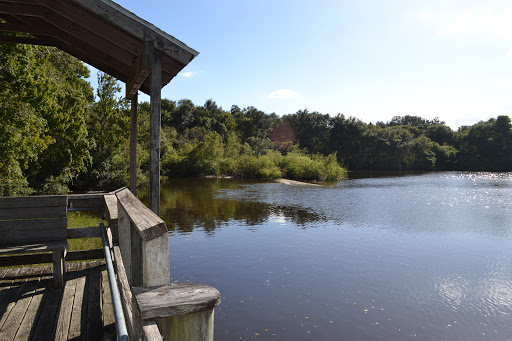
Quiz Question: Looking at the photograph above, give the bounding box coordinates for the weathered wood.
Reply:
[0,194,67,209]
[0,33,58,46]
[133,284,221,320]
[0,11,29,25]
[104,194,118,220]
[142,320,163,341]
[101,269,116,340]
[0,2,51,17]
[54,271,77,341]
[0,253,52,266]
[87,264,104,341]
[36,0,142,53]
[13,266,51,341]
[52,249,65,288]
[72,0,198,65]
[113,245,142,340]
[66,249,104,261]
[68,192,109,209]
[116,187,170,287]
[0,0,199,97]
[0,206,67,220]
[149,51,162,216]
[67,270,87,340]
[0,218,66,244]
[117,196,132,284]
[0,267,30,331]
[115,188,167,241]
[126,43,152,100]
[0,195,68,289]
[0,241,68,255]
[142,234,170,288]
[0,268,43,340]
[129,93,138,196]
[67,226,102,239]
[158,310,215,341]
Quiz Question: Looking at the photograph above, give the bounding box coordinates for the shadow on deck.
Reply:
[0,261,115,341]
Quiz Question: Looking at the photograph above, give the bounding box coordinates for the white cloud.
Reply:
[182,71,198,78]
[438,9,475,36]
[268,89,298,99]
[437,8,512,40]
[422,11,435,21]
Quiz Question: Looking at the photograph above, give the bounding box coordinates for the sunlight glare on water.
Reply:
[157,172,512,340]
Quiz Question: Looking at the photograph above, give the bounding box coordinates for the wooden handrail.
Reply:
[114,187,170,288]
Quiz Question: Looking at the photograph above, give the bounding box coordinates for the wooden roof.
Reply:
[0,0,199,96]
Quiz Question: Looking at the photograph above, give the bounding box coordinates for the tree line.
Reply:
[1,45,511,196]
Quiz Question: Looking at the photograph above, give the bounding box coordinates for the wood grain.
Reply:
[67,226,102,239]
[133,283,221,320]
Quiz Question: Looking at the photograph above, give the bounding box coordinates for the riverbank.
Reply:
[164,148,347,182]
[275,178,323,187]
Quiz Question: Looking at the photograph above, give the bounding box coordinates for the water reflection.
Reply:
[139,172,512,238]
[141,178,329,233]
[147,172,512,340]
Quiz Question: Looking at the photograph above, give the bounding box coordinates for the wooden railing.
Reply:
[106,188,221,341]
[0,189,220,340]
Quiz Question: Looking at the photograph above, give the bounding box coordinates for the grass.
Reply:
[67,211,103,251]
[0,211,104,269]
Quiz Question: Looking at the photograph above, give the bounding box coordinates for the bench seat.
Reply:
[0,241,68,254]
[0,195,69,288]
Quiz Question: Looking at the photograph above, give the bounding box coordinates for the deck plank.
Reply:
[0,268,43,341]
[0,267,32,331]
[0,262,111,341]
[86,264,104,341]
[31,282,64,341]
[101,269,116,340]
[14,266,52,341]
[68,266,88,340]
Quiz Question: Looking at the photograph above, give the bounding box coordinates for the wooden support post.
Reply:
[149,52,162,215]
[130,93,138,196]
[52,249,65,288]
[134,284,221,341]
[117,199,132,285]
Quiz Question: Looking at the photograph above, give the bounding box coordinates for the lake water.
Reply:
[157,172,512,340]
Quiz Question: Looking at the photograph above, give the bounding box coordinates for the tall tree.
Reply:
[0,44,93,195]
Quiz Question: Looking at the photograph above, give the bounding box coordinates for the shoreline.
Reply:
[275,178,323,187]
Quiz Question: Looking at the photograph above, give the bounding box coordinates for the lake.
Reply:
[155,172,512,340]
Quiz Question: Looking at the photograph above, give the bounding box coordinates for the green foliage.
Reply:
[73,72,130,191]
[2,42,511,193]
[456,116,512,171]
[0,44,93,195]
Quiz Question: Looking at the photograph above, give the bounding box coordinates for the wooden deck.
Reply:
[0,261,115,341]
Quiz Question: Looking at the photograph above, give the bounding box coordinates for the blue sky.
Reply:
[93,0,512,129]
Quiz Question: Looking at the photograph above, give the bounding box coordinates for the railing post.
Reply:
[115,188,169,287]
[117,196,133,284]
[112,187,220,340]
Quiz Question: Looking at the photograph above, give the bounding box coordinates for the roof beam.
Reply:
[36,0,142,55]
[73,0,197,65]
[0,13,29,25]
[0,22,59,35]
[0,2,51,17]
[27,16,133,71]
[126,41,153,100]
[0,33,58,46]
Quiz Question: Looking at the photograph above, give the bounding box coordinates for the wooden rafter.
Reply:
[126,41,153,100]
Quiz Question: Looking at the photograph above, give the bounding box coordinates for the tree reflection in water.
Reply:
[138,178,327,234]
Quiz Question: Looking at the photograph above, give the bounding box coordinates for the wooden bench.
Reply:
[0,195,68,288]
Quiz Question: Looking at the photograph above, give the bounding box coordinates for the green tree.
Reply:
[73,72,130,190]
[0,44,93,195]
